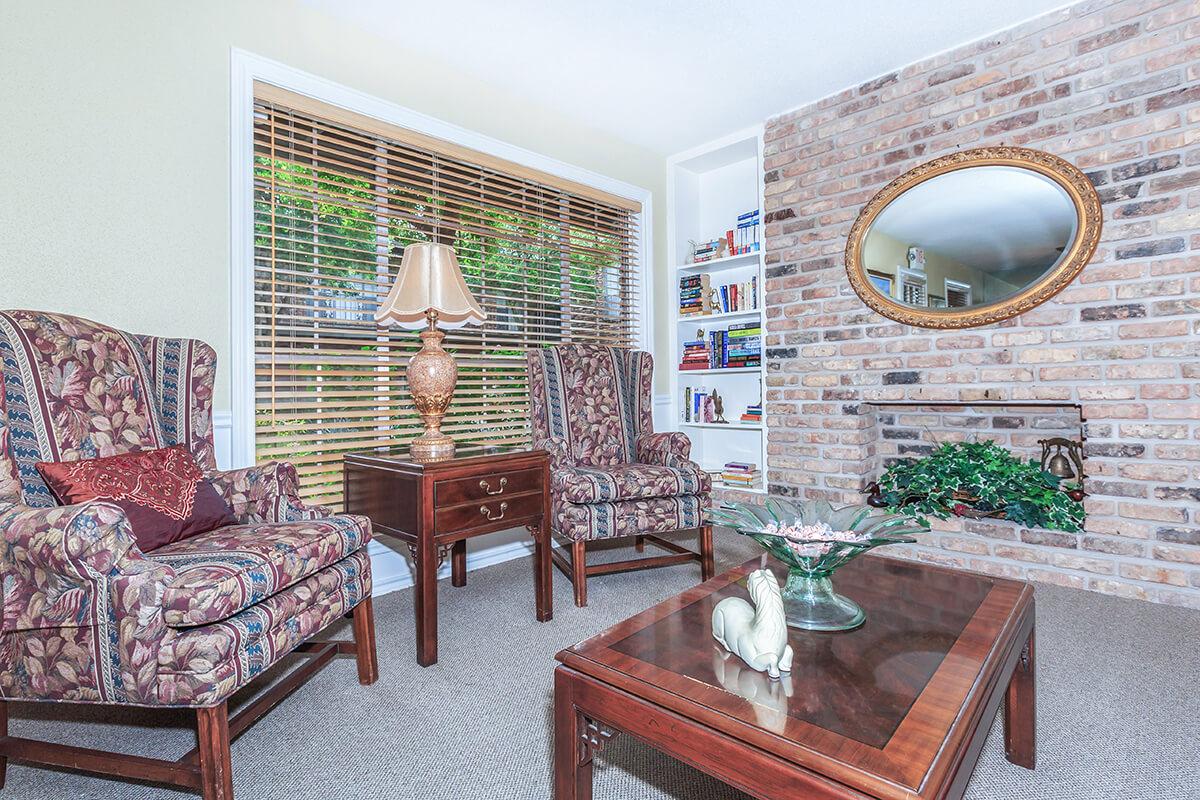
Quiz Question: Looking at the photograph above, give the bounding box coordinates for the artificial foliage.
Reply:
[875,440,1085,533]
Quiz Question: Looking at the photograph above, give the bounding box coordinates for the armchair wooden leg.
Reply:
[700,525,715,582]
[572,539,588,608]
[634,535,645,552]
[351,596,379,686]
[196,703,234,800]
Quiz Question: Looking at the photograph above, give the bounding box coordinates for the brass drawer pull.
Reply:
[479,476,508,495]
[479,501,508,521]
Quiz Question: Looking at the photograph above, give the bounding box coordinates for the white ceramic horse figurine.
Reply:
[711,569,794,679]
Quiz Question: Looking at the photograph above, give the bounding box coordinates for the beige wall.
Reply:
[862,230,1012,306]
[0,0,670,408]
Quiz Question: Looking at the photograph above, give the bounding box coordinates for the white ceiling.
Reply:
[303,0,1072,154]
[870,166,1078,274]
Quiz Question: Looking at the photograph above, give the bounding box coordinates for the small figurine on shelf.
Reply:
[712,390,728,424]
[703,393,716,423]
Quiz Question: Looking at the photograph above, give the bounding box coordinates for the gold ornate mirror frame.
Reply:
[844,146,1103,329]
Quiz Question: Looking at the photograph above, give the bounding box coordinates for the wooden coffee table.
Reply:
[554,555,1035,800]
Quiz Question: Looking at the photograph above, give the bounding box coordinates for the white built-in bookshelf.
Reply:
[666,129,767,496]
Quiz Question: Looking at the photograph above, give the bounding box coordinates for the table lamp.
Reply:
[375,242,486,461]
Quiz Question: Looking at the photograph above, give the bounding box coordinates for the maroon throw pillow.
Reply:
[36,445,237,552]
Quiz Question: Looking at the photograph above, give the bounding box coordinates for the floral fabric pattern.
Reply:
[135,335,218,471]
[0,500,176,704]
[636,432,693,467]
[555,463,711,504]
[206,461,330,524]
[151,514,370,627]
[526,345,643,466]
[157,549,370,707]
[0,310,166,507]
[0,310,375,708]
[527,344,710,541]
[554,494,708,542]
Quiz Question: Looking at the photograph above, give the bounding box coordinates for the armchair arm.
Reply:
[532,435,575,471]
[636,432,693,468]
[206,461,331,523]
[1,501,175,703]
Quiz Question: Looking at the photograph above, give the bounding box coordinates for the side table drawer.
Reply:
[435,492,543,535]
[435,467,543,507]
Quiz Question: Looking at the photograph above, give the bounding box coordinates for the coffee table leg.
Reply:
[415,533,438,667]
[534,519,553,622]
[451,540,467,587]
[1004,624,1036,769]
[554,668,593,800]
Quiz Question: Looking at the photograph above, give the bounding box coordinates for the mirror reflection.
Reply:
[861,166,1078,310]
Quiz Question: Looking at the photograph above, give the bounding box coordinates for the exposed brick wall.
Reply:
[762,0,1200,607]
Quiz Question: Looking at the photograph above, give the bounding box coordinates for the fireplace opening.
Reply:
[863,402,1086,532]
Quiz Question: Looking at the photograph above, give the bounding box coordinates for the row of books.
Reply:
[734,210,761,255]
[682,387,716,423]
[720,461,762,488]
[688,209,761,263]
[678,273,710,317]
[678,274,759,317]
[679,388,763,425]
[679,323,762,370]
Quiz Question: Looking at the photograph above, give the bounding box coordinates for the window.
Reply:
[945,279,972,308]
[251,83,642,508]
[899,269,927,307]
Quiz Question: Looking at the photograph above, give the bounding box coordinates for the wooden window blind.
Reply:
[252,83,642,509]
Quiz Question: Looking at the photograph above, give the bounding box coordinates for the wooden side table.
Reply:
[343,445,552,666]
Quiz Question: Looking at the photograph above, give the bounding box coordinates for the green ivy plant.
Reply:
[875,440,1084,533]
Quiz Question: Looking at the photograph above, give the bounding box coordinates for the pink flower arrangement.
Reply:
[761,521,869,558]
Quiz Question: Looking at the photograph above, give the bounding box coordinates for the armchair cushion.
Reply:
[36,445,236,552]
[150,513,370,627]
[554,462,711,504]
[157,548,370,706]
[554,494,708,542]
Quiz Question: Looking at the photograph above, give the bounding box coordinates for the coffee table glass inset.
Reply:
[554,554,1036,800]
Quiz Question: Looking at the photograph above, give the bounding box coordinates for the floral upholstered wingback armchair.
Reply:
[526,344,713,607]
[0,310,377,800]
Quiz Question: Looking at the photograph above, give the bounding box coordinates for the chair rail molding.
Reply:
[228,48,654,470]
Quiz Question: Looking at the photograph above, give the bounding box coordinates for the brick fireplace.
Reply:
[761,0,1200,606]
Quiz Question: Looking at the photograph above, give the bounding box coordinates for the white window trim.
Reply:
[228,48,654,469]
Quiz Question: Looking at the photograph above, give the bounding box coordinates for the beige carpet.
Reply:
[4,533,1198,799]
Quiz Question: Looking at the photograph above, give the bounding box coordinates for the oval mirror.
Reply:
[845,147,1102,329]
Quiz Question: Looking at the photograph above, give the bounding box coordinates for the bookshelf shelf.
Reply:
[677,251,761,273]
[714,483,767,495]
[680,422,763,430]
[667,128,767,499]
[676,366,760,375]
[676,309,760,324]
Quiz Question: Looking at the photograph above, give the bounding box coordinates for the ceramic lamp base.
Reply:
[407,319,458,463]
[780,571,865,631]
[410,431,455,462]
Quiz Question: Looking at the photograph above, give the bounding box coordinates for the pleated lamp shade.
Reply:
[374,243,487,330]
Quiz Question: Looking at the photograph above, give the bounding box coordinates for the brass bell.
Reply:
[1046,451,1075,479]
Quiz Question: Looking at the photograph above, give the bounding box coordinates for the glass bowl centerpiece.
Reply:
[707,499,927,632]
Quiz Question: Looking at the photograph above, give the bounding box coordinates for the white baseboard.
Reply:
[368,534,537,598]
